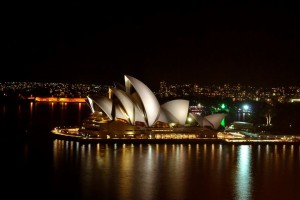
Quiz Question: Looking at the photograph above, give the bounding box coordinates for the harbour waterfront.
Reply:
[51,125,300,144]
[1,101,300,199]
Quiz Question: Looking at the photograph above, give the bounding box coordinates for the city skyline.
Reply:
[3,2,300,88]
[1,79,300,105]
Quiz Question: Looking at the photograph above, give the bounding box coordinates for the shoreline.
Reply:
[51,129,300,145]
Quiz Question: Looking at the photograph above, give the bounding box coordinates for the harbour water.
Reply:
[1,102,299,199]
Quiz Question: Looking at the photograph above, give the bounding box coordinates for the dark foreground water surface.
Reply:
[1,102,299,200]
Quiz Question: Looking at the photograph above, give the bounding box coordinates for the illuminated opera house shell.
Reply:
[82,75,226,138]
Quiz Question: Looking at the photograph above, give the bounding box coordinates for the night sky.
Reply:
[3,2,300,90]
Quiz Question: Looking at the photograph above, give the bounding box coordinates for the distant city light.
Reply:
[243,105,249,111]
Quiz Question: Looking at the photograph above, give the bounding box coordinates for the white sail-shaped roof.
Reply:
[115,104,129,123]
[157,108,169,123]
[110,88,135,125]
[86,96,95,113]
[161,100,189,125]
[157,107,179,123]
[189,113,213,127]
[205,113,227,130]
[125,75,160,127]
[130,92,144,114]
[93,97,113,120]
[128,92,146,124]
[134,104,146,124]
[86,76,226,131]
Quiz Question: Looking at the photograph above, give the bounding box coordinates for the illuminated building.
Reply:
[80,75,226,139]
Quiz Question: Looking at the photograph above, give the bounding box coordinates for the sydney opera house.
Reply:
[79,75,226,139]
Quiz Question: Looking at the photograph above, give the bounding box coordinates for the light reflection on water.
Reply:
[51,140,299,200]
[235,145,252,200]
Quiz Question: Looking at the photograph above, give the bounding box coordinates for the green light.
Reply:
[221,118,225,127]
[221,103,226,109]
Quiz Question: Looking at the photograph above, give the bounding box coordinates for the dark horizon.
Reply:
[2,2,300,88]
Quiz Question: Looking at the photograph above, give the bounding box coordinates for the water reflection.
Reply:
[78,103,82,124]
[235,145,252,200]
[50,141,300,200]
[30,102,33,117]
